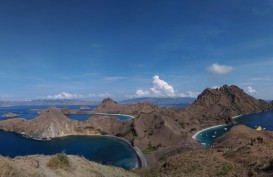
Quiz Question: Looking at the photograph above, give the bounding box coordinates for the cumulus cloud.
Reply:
[150,75,176,97]
[45,92,84,99]
[245,86,256,94]
[131,75,199,98]
[207,63,233,74]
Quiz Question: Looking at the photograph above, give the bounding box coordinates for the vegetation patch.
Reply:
[221,163,233,174]
[133,167,159,177]
[142,145,158,155]
[47,154,70,170]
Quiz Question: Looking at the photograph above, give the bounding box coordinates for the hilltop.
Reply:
[0,154,138,177]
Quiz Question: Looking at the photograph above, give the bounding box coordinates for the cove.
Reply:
[193,110,273,147]
[0,130,138,170]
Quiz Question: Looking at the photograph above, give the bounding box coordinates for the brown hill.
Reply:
[87,85,273,166]
[91,98,159,115]
[158,125,273,177]
[0,84,272,175]
[0,107,100,139]
[185,85,272,128]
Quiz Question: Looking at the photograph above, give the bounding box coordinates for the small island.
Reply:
[2,112,18,118]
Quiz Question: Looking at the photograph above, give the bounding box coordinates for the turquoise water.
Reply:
[195,110,273,147]
[195,125,232,147]
[0,130,138,170]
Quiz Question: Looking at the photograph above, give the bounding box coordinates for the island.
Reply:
[0,85,273,176]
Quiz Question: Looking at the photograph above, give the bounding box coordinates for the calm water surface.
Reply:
[0,130,138,170]
[195,111,273,147]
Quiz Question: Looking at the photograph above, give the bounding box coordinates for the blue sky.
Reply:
[0,0,273,101]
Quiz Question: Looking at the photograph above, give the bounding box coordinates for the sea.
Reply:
[0,105,137,169]
[194,111,273,147]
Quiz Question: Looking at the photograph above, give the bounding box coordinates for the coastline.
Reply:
[192,124,227,140]
[192,113,247,141]
[105,135,147,169]
[0,129,145,170]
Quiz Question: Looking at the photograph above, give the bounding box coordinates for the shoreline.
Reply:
[192,124,227,140]
[0,129,145,170]
[192,113,246,140]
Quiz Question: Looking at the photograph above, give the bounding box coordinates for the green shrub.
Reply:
[47,154,70,170]
[222,163,233,174]
[142,146,158,155]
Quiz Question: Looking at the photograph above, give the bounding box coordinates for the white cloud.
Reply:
[207,63,233,74]
[131,75,199,98]
[88,93,111,98]
[150,75,176,97]
[135,89,150,97]
[45,92,84,100]
[245,86,256,94]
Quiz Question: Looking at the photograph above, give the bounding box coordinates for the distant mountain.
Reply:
[120,97,195,107]
[0,99,99,107]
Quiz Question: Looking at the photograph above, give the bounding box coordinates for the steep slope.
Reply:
[185,85,273,128]
[0,107,100,139]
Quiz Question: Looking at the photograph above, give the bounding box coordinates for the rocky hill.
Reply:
[0,84,272,176]
[91,97,160,115]
[158,125,273,177]
[89,85,273,166]
[0,107,100,139]
[185,85,273,128]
